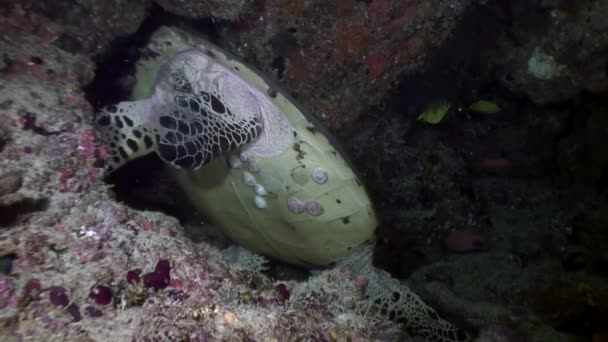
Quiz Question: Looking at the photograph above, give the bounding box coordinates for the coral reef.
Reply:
[0,5,401,341]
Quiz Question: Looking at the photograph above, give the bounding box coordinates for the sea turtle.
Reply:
[94,26,468,342]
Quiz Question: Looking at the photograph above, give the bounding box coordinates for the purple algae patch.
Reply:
[143,272,170,290]
[276,283,290,301]
[154,259,171,277]
[89,285,112,305]
[126,268,142,284]
[66,303,82,322]
[48,286,69,307]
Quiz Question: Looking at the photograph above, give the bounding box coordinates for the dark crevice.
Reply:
[0,198,49,227]
[0,253,17,275]
[83,2,219,110]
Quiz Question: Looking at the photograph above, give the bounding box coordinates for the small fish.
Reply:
[469,100,500,114]
[417,99,451,124]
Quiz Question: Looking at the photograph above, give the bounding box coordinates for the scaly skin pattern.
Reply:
[118,26,378,267]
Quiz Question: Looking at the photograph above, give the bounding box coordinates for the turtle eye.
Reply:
[170,68,192,93]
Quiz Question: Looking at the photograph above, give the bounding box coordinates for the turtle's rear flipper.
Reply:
[339,245,470,342]
[155,94,263,170]
[95,100,159,174]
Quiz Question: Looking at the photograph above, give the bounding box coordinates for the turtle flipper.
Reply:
[95,100,159,174]
[155,94,263,169]
[339,245,469,342]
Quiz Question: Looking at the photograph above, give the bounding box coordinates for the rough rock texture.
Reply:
[155,0,253,20]
[491,0,608,103]
[217,0,472,130]
[0,6,402,341]
[9,1,149,55]
[9,0,254,55]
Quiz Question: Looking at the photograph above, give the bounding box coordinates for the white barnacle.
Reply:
[227,154,242,169]
[254,184,267,196]
[305,200,324,216]
[254,195,267,209]
[239,151,249,162]
[248,158,261,173]
[287,197,305,214]
[311,167,328,184]
[242,171,256,186]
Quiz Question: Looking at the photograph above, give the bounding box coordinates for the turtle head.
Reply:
[94,48,265,175]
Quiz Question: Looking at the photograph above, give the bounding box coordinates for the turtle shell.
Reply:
[132,26,377,267]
